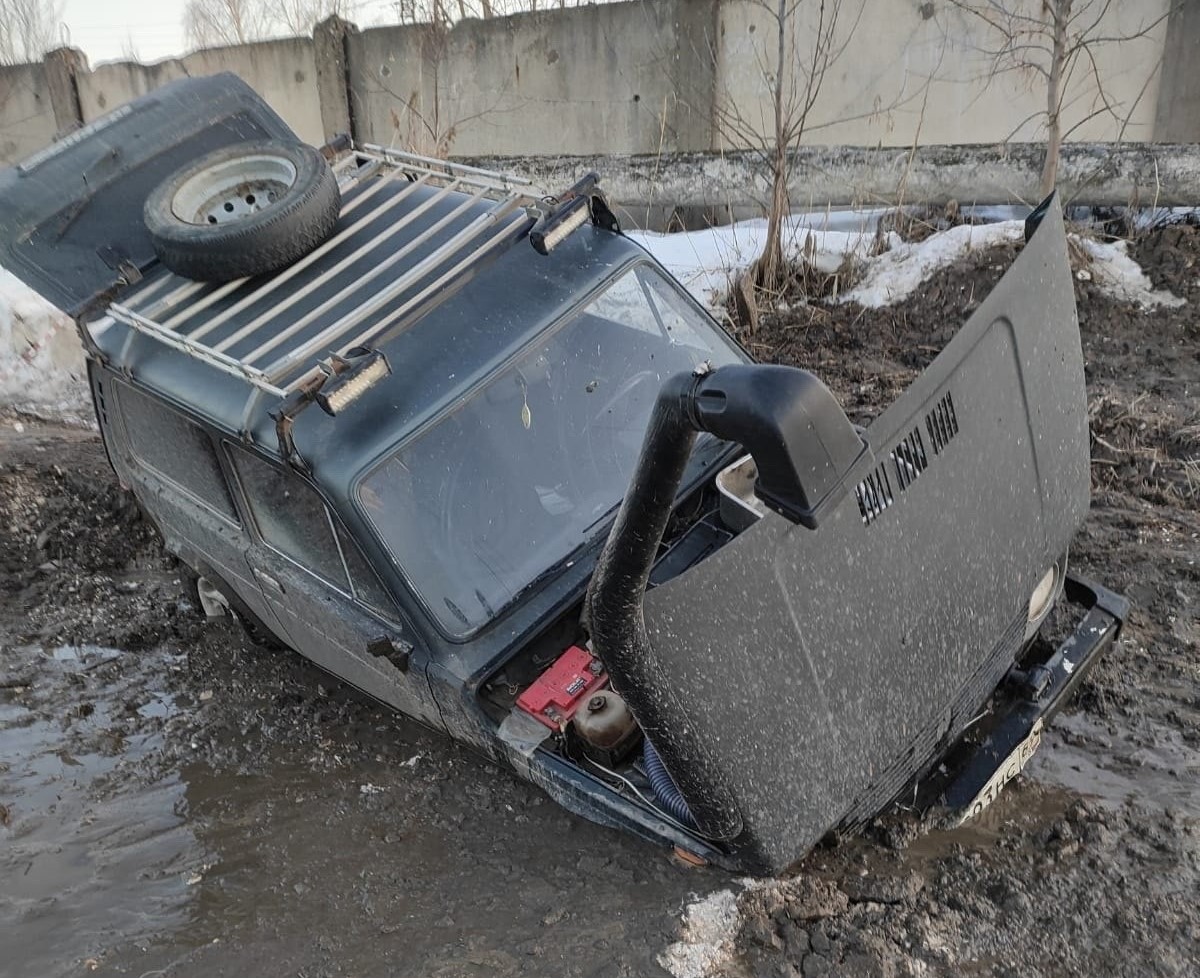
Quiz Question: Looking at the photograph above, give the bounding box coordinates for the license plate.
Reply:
[954,718,1044,826]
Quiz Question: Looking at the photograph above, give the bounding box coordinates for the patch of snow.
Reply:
[631,216,889,310]
[659,880,766,978]
[637,210,1187,316]
[0,267,89,419]
[658,888,742,978]
[785,206,891,233]
[1075,237,1184,309]
[962,204,1031,224]
[841,221,1025,308]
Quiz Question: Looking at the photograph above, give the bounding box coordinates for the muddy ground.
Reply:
[2,226,1198,977]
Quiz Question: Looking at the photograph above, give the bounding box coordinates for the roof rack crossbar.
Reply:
[220,183,492,367]
[178,173,438,340]
[118,273,173,309]
[332,157,400,218]
[339,211,532,357]
[259,193,524,379]
[359,144,532,189]
[159,276,253,332]
[107,302,287,396]
[133,278,210,320]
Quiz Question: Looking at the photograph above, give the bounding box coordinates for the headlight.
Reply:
[1028,565,1058,624]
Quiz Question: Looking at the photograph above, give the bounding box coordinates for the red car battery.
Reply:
[515,645,607,730]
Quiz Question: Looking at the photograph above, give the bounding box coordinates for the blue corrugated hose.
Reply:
[643,737,699,830]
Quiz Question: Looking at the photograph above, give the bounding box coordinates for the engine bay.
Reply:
[478,460,761,839]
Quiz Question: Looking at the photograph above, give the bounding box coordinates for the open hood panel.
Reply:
[636,202,1088,872]
[0,73,296,320]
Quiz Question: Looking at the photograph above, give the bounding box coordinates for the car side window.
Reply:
[335,525,402,619]
[114,381,239,522]
[228,445,347,588]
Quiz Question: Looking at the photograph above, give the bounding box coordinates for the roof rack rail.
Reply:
[101,145,544,403]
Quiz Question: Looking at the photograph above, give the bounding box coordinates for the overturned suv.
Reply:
[0,75,1128,874]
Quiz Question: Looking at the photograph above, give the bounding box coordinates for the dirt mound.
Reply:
[736,793,1199,978]
[0,426,188,649]
[733,240,1025,426]
[1131,223,1200,299]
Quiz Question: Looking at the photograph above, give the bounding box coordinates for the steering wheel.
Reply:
[577,369,663,489]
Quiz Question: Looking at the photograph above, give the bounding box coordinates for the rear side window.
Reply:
[114,381,238,521]
[336,525,400,617]
[228,445,347,587]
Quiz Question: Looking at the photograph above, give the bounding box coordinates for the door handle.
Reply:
[253,567,284,594]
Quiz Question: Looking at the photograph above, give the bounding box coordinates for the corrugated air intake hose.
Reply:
[643,737,698,830]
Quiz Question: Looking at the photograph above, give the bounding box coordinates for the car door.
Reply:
[102,375,291,646]
[225,443,442,728]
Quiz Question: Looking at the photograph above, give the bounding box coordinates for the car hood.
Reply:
[621,201,1088,872]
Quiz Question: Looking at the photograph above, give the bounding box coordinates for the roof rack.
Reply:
[101,145,544,401]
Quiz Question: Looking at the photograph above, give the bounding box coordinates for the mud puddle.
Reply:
[1,643,194,977]
[1030,710,1200,815]
[0,579,698,978]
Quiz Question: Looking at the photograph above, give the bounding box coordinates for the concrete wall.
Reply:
[0,62,59,164]
[466,142,1200,227]
[1154,0,1200,142]
[348,1,717,156]
[76,37,325,145]
[716,0,1170,150]
[0,1,1191,167]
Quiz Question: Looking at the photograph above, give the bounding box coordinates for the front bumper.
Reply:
[939,573,1130,820]
[514,572,1129,871]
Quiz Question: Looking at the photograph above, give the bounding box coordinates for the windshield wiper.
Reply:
[508,535,603,607]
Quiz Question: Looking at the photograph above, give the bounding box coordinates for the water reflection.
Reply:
[0,639,703,977]
[0,645,197,977]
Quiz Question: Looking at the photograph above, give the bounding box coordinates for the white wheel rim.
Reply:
[171,153,299,226]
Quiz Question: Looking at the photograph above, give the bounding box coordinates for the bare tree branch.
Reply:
[0,0,64,64]
[709,0,874,312]
[943,0,1172,196]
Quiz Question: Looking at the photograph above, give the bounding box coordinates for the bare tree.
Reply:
[372,17,504,157]
[387,0,598,23]
[713,0,866,303]
[0,0,65,65]
[185,0,366,47]
[270,0,361,35]
[947,0,1173,197]
[387,21,456,156]
[184,0,274,48]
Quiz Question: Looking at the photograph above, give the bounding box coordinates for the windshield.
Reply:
[358,265,744,636]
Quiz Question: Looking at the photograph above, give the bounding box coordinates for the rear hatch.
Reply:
[630,203,1089,872]
[0,73,295,320]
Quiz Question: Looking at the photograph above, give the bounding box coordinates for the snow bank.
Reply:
[1075,237,1185,309]
[841,220,1025,308]
[844,221,1184,310]
[636,213,1186,314]
[630,214,889,310]
[658,885,754,978]
[0,268,89,419]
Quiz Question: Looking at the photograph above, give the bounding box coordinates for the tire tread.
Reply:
[143,141,341,283]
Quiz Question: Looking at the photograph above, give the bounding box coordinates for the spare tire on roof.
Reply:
[143,139,340,282]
